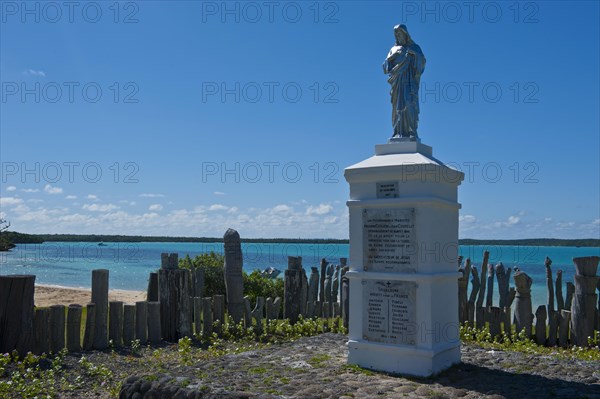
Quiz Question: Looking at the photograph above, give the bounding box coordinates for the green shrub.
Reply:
[179,253,284,301]
[180,253,226,298]
[243,270,284,302]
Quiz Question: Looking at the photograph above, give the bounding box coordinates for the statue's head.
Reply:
[393,24,412,45]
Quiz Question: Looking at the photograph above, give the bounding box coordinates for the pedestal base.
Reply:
[347,340,460,377]
[345,138,464,379]
[375,140,432,157]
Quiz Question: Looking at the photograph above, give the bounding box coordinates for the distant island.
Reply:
[1,232,348,245]
[459,238,599,248]
[1,231,599,248]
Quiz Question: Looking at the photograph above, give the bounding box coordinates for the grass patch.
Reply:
[248,367,268,375]
[460,324,600,361]
[341,364,376,376]
[308,354,331,368]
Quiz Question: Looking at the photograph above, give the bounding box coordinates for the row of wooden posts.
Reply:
[146,251,349,343]
[457,253,600,347]
[0,253,349,355]
[2,248,597,356]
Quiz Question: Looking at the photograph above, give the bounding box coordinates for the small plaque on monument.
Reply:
[376,181,398,198]
[363,208,416,272]
[362,279,417,345]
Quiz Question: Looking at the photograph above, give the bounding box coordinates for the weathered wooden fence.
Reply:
[2,236,597,356]
[458,252,599,347]
[0,252,348,356]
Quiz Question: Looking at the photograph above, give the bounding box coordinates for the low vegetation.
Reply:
[179,252,284,301]
[460,324,600,361]
[0,219,16,251]
[0,316,345,398]
[1,322,599,398]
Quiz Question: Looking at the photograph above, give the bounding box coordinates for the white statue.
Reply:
[383,24,426,140]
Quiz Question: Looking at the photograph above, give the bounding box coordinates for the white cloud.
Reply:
[323,216,339,224]
[44,184,63,194]
[5,186,16,192]
[22,188,40,193]
[83,203,120,212]
[25,69,46,77]
[58,213,92,224]
[306,204,333,216]
[149,204,163,211]
[87,194,98,200]
[0,197,23,206]
[459,215,476,223]
[4,201,348,238]
[592,218,600,226]
[272,204,292,214]
[12,204,31,213]
[65,195,77,200]
[14,206,69,223]
[507,216,520,225]
[214,191,225,196]
[139,193,165,198]
[492,215,521,228]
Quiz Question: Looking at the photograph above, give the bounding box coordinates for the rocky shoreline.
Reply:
[119,333,600,399]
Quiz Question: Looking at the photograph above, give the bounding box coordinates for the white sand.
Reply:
[34,284,146,307]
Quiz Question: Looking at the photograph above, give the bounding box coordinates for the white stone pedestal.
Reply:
[344,139,464,377]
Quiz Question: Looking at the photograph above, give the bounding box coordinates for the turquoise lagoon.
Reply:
[1,241,598,307]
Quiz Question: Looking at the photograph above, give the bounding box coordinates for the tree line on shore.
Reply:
[1,230,598,249]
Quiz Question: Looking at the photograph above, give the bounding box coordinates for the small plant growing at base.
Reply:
[130,339,142,355]
[178,336,194,365]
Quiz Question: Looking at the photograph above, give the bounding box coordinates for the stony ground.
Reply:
[119,333,600,399]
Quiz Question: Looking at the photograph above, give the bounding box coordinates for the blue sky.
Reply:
[1,0,599,239]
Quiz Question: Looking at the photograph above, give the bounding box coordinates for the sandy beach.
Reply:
[34,284,146,308]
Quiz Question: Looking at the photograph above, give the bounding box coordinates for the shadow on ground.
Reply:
[419,361,599,399]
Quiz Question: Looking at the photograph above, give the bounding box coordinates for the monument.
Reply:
[344,24,464,377]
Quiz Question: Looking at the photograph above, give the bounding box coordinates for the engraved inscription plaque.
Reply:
[376,181,398,198]
[363,208,416,272]
[362,279,417,345]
